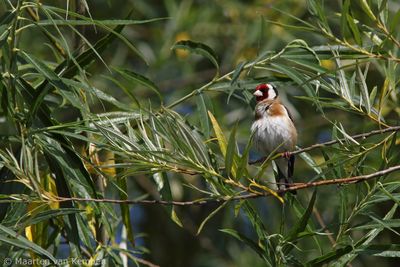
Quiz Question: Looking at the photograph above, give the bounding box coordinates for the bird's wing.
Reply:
[283,105,294,123]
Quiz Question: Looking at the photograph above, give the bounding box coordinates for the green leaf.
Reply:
[346,14,362,46]
[335,204,398,265]
[369,85,377,106]
[220,228,266,257]
[225,121,238,179]
[41,6,147,64]
[172,40,219,78]
[117,178,136,247]
[341,0,351,41]
[17,208,82,228]
[357,64,371,114]
[113,67,162,103]
[298,151,324,178]
[197,201,228,235]
[25,22,127,126]
[230,61,246,85]
[19,52,66,89]
[0,224,58,262]
[36,17,169,26]
[62,78,133,111]
[101,75,141,108]
[154,172,183,227]
[236,131,254,181]
[356,244,400,257]
[359,0,377,20]
[196,92,211,138]
[351,219,400,231]
[284,190,317,250]
[306,245,353,266]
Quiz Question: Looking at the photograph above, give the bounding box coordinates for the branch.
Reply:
[8,164,394,206]
[291,125,400,156]
[250,125,400,164]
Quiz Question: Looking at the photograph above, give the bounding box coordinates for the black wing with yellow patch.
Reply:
[283,105,294,123]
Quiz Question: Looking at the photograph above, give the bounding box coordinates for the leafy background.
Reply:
[0,0,399,266]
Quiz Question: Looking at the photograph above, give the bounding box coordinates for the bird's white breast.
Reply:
[251,115,293,155]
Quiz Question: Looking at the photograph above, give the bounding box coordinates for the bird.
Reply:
[250,83,297,193]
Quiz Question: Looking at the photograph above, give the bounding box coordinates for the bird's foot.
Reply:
[282,151,291,159]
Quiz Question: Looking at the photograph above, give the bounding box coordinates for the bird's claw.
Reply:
[282,151,291,159]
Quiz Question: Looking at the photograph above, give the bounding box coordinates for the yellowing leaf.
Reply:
[208,111,227,156]
[171,208,183,227]
[249,182,284,203]
[25,225,33,241]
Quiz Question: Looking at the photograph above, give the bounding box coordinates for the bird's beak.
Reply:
[253,90,263,97]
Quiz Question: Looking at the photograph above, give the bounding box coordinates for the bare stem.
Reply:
[4,164,398,206]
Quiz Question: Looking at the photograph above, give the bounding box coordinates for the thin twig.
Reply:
[249,125,400,165]
[291,125,400,156]
[4,164,397,206]
[25,7,67,58]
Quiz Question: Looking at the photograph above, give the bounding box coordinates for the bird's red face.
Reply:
[253,83,277,102]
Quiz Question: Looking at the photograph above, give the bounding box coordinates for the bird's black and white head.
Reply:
[253,83,278,102]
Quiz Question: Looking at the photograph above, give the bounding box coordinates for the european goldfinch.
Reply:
[251,83,298,192]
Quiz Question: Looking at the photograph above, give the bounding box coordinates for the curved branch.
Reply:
[291,125,400,156]
[250,125,400,164]
[38,164,400,206]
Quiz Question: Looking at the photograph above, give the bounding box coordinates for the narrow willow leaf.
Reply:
[389,9,400,33]
[236,131,254,181]
[351,219,400,231]
[284,190,317,247]
[333,52,352,103]
[18,208,82,228]
[341,0,351,40]
[335,204,398,266]
[19,51,71,101]
[298,151,324,178]
[117,178,136,247]
[102,74,141,107]
[42,6,147,64]
[359,0,377,20]
[338,189,348,242]
[220,228,266,257]
[307,245,353,266]
[356,244,400,257]
[172,40,219,78]
[43,152,82,256]
[270,62,315,100]
[346,14,362,46]
[25,22,127,126]
[208,111,227,156]
[369,86,377,105]
[171,208,183,227]
[37,17,169,26]
[155,172,183,228]
[0,11,15,48]
[0,224,57,262]
[196,92,211,138]
[197,201,228,235]
[225,121,238,178]
[113,67,162,102]
[230,61,246,85]
[62,78,133,110]
[357,64,371,113]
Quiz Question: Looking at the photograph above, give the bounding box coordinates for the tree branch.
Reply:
[249,125,400,164]
[10,164,394,206]
[291,125,400,156]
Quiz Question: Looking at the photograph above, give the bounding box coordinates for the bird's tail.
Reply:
[277,155,296,195]
[287,154,296,194]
